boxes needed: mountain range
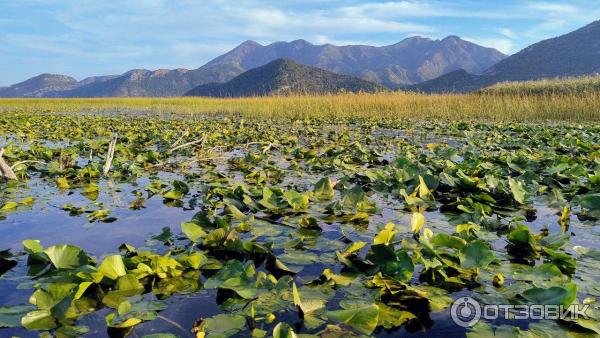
[0,36,504,98]
[185,59,385,97]
[1,20,599,97]
[411,20,600,92]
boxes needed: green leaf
[0,201,18,210]
[117,274,144,292]
[0,304,35,328]
[172,180,190,194]
[203,314,246,337]
[56,177,70,189]
[508,177,529,204]
[98,255,127,280]
[377,303,415,330]
[21,310,56,330]
[522,283,577,307]
[343,241,366,256]
[433,233,466,250]
[82,183,99,193]
[539,233,570,250]
[341,186,365,209]
[162,190,184,200]
[20,196,35,205]
[313,177,335,200]
[410,212,425,235]
[181,222,207,242]
[283,190,309,212]
[272,322,297,338]
[44,245,87,269]
[373,223,396,245]
[512,263,567,282]
[577,194,600,210]
[320,269,357,287]
[459,240,495,269]
[23,239,43,254]
[204,260,257,299]
[292,283,325,315]
[508,224,537,252]
[105,312,142,328]
[383,250,414,282]
[327,304,379,335]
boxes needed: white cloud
[311,35,372,46]
[526,2,579,13]
[336,1,533,20]
[338,1,444,18]
[2,0,600,84]
[500,28,516,39]
[464,37,513,54]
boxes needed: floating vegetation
[0,111,599,337]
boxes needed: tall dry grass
[481,74,600,96]
[1,91,599,121]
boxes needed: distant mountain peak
[238,40,262,48]
[186,58,385,97]
[1,33,508,97]
[204,36,505,88]
[0,73,78,98]
[412,20,600,92]
[289,39,312,46]
[400,36,432,42]
[33,73,77,81]
[442,35,461,41]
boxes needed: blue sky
[1,0,599,86]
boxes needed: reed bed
[1,90,599,121]
[481,74,600,96]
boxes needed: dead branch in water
[103,134,118,176]
[169,128,190,150]
[169,134,207,153]
[11,160,46,169]
[0,148,17,180]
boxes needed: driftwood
[11,160,46,169]
[0,148,17,180]
[169,135,206,153]
[103,134,118,176]
[169,128,190,150]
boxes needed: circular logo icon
[451,296,481,327]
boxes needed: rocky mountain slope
[185,59,386,97]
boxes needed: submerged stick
[103,134,118,176]
[169,134,206,152]
[10,160,46,169]
[0,148,17,180]
[169,128,190,150]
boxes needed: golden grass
[1,91,600,121]
[482,74,600,95]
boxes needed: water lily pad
[44,245,88,269]
[327,304,379,335]
[181,221,207,242]
[459,240,495,269]
[521,283,577,307]
[313,177,335,200]
[98,255,127,280]
[202,313,246,337]
[21,309,56,330]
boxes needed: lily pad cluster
[0,112,599,337]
